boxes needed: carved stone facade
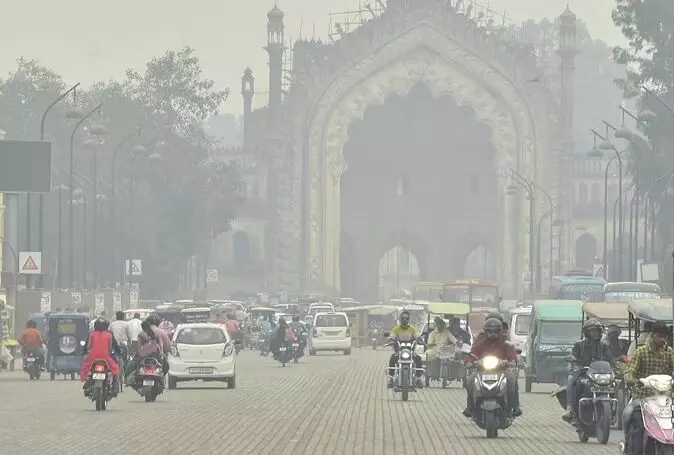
[240,1,574,299]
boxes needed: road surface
[0,348,620,454]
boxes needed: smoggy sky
[2,0,626,114]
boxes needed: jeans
[466,370,519,412]
[566,374,577,409]
[388,354,423,378]
[623,400,641,444]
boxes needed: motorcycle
[553,357,616,444]
[23,350,41,380]
[385,337,425,401]
[258,336,270,357]
[469,355,514,438]
[87,360,115,411]
[625,374,674,455]
[135,358,164,402]
[278,343,293,367]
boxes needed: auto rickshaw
[45,312,89,380]
[367,305,399,348]
[423,302,470,388]
[248,307,276,350]
[524,300,584,392]
[582,301,630,430]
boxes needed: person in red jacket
[463,318,522,418]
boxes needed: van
[507,305,532,358]
[309,311,351,356]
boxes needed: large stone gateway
[242,1,576,300]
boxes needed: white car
[309,312,351,355]
[167,323,236,389]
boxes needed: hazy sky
[3,0,625,114]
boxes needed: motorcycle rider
[426,317,457,362]
[146,314,170,373]
[81,318,120,396]
[109,311,131,363]
[448,317,471,345]
[473,312,508,344]
[561,319,613,422]
[463,318,521,418]
[619,322,673,453]
[271,318,294,359]
[18,320,46,369]
[125,320,166,386]
[289,315,307,353]
[602,324,623,360]
[627,321,652,356]
[387,310,424,389]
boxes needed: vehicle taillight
[223,343,234,357]
[170,343,179,357]
[144,366,155,373]
[94,364,106,372]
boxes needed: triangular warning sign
[130,262,140,274]
[22,256,39,271]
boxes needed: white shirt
[109,320,131,345]
[127,318,143,342]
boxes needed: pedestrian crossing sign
[19,252,42,275]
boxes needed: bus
[442,279,501,312]
[604,282,661,302]
[550,275,605,302]
[412,282,444,303]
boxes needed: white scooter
[625,375,674,454]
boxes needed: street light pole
[598,141,624,280]
[68,103,103,288]
[507,169,536,298]
[37,83,80,289]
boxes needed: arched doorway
[340,82,499,299]
[463,245,495,279]
[575,233,597,271]
[378,245,421,299]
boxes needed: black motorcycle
[278,343,293,367]
[553,357,616,445]
[86,360,115,411]
[384,336,425,402]
[469,355,514,438]
[23,350,42,380]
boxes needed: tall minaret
[241,68,255,148]
[265,4,285,119]
[556,6,578,273]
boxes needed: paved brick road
[0,349,620,454]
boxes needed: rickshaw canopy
[627,299,673,323]
[582,302,629,322]
[427,302,470,316]
[368,305,399,316]
[532,300,584,321]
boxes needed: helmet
[607,324,621,336]
[292,314,300,323]
[483,318,503,332]
[486,312,504,323]
[93,318,108,331]
[583,318,604,340]
[146,314,161,326]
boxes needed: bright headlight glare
[401,351,411,360]
[482,356,499,370]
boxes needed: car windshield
[176,327,226,345]
[514,315,530,335]
[315,314,347,327]
[539,321,581,344]
[561,284,604,302]
[605,291,659,302]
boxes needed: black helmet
[486,312,504,323]
[583,318,604,340]
[483,318,503,332]
[93,318,108,331]
[292,314,300,323]
[146,314,161,326]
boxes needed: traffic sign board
[207,269,219,283]
[125,259,142,276]
[593,264,604,277]
[19,252,42,275]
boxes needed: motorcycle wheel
[595,401,612,445]
[93,387,106,411]
[485,410,498,438]
[401,367,410,402]
[442,377,448,389]
[294,356,298,363]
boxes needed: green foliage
[0,48,243,295]
[612,0,674,96]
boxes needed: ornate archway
[304,24,543,296]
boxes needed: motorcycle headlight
[401,350,411,360]
[481,356,499,370]
[591,373,613,385]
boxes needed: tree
[612,0,674,96]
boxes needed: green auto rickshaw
[525,300,584,392]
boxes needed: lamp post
[72,188,86,288]
[83,126,108,288]
[55,181,68,289]
[596,139,624,280]
[68,103,103,288]
[537,207,555,292]
[36,83,80,289]
[506,171,535,298]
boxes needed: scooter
[625,375,674,454]
[135,358,164,402]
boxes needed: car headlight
[481,355,499,370]
[591,373,613,385]
[401,351,411,360]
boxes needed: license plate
[92,373,106,380]
[189,367,213,374]
[142,379,154,386]
[280,347,287,352]
[292,343,299,348]
[26,357,35,362]
[482,374,499,381]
